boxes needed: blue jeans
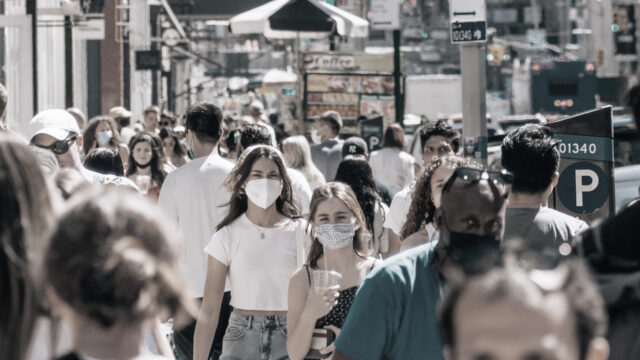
[220,313,289,360]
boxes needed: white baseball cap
[28,109,80,141]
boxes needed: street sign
[451,21,487,43]
[450,0,486,23]
[547,106,615,224]
[370,0,400,30]
[450,0,487,44]
[74,18,105,40]
[360,116,384,152]
[135,50,162,71]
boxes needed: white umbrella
[262,69,298,84]
[229,0,369,39]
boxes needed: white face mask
[310,129,322,144]
[315,223,355,250]
[97,130,113,145]
[245,178,282,209]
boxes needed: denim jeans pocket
[223,325,247,342]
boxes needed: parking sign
[547,106,615,224]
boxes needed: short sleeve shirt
[205,215,307,311]
[384,187,413,236]
[334,242,445,360]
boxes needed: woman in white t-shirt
[368,124,416,195]
[399,155,480,251]
[194,145,306,360]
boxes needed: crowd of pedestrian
[2,79,640,360]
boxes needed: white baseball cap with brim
[28,109,80,141]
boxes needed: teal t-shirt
[333,242,444,360]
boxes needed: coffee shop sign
[304,54,357,71]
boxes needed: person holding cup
[287,182,378,360]
[194,145,307,360]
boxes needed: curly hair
[400,155,480,240]
[334,159,384,245]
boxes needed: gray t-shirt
[503,207,589,247]
[310,139,344,181]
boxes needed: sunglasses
[35,135,77,155]
[442,167,514,194]
[160,121,172,127]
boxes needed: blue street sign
[451,21,487,44]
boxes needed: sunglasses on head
[442,167,514,194]
[35,135,77,155]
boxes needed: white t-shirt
[287,167,312,214]
[158,152,234,298]
[205,215,308,311]
[369,202,390,255]
[369,148,416,195]
[383,186,413,236]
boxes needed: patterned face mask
[315,223,355,250]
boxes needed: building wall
[129,0,152,122]
[101,0,124,114]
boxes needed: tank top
[304,260,377,329]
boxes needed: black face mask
[133,159,151,169]
[445,231,502,275]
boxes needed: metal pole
[393,29,403,126]
[26,0,37,113]
[460,43,487,165]
[64,16,73,108]
[531,0,539,30]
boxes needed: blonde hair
[282,136,325,185]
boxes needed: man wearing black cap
[341,136,392,205]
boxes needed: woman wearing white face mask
[287,182,378,360]
[194,145,307,360]
[82,116,129,167]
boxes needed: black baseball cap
[342,137,368,157]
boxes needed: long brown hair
[0,134,55,360]
[217,145,301,230]
[82,115,125,155]
[126,132,166,186]
[400,155,480,239]
[307,182,370,269]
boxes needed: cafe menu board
[360,95,395,126]
[305,74,396,124]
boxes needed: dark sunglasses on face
[160,121,171,127]
[35,135,77,155]
[442,167,514,195]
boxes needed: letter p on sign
[575,169,599,207]
[557,162,609,214]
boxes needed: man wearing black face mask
[332,168,510,360]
